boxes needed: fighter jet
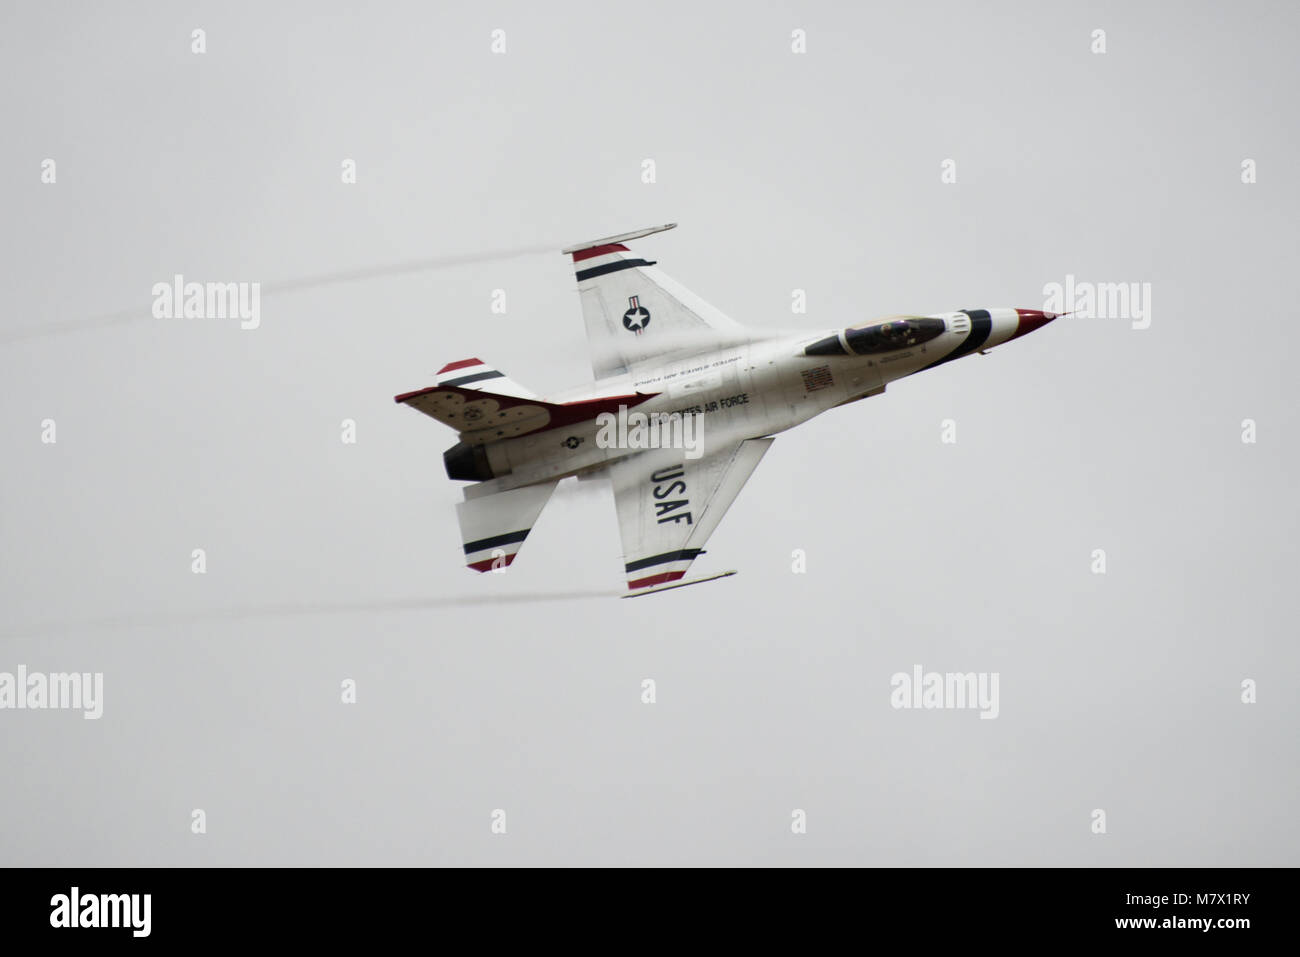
[395,224,1059,596]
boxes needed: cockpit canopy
[804,317,947,357]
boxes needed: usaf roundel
[622,295,651,335]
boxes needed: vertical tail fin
[436,358,535,399]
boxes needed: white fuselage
[465,308,1026,498]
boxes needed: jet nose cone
[1011,308,1060,340]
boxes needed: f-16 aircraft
[395,224,1059,596]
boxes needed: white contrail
[1,589,612,638]
[0,243,554,344]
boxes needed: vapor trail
[0,243,554,344]
[1,589,612,639]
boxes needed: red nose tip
[1012,309,1060,340]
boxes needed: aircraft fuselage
[460,307,1055,498]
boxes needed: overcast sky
[1,0,1296,865]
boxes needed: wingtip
[560,223,679,255]
[621,569,737,598]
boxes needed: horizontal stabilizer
[395,384,656,443]
[456,480,559,572]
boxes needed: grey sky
[1,1,1296,865]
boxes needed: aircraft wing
[609,437,773,593]
[562,224,744,379]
